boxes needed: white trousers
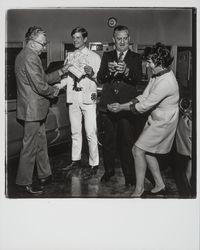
[68,94,99,166]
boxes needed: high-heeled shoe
[150,188,166,195]
[130,188,145,198]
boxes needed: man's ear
[84,37,87,43]
[112,37,115,43]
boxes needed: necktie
[118,52,124,62]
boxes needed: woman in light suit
[108,43,179,197]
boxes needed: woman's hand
[107,103,121,113]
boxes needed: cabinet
[176,47,192,95]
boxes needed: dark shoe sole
[17,185,43,195]
[100,173,115,182]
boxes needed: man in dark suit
[15,26,68,194]
[97,25,142,187]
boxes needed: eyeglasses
[31,39,48,47]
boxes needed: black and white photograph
[5,7,196,199]
[0,2,199,250]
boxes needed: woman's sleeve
[135,79,153,102]
[135,79,172,113]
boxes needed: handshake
[54,62,73,90]
[108,61,129,76]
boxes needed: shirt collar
[116,50,128,59]
[78,46,88,55]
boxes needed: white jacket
[64,47,101,104]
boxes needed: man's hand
[84,65,94,77]
[54,84,63,90]
[107,103,121,113]
[54,78,68,90]
[59,63,73,76]
[62,63,73,74]
[108,61,118,73]
[115,61,127,74]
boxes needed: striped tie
[118,52,124,62]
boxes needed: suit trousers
[101,111,136,184]
[69,96,99,166]
[16,121,52,185]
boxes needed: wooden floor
[6,143,187,199]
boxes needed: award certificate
[67,51,89,79]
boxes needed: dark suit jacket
[97,49,142,111]
[15,47,60,121]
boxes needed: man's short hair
[25,26,46,43]
[113,25,129,36]
[71,27,88,39]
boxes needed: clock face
[107,17,117,27]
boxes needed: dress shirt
[116,50,128,61]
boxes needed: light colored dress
[176,114,192,157]
[135,70,179,154]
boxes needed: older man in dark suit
[97,25,142,187]
[15,26,68,194]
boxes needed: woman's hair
[71,27,88,38]
[143,43,174,68]
[25,26,45,43]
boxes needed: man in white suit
[62,27,101,177]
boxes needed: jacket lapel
[123,49,131,63]
[111,50,118,62]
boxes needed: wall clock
[107,17,117,28]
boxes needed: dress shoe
[100,172,115,182]
[82,165,99,179]
[40,175,52,188]
[62,161,80,171]
[17,184,43,195]
[90,165,98,175]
